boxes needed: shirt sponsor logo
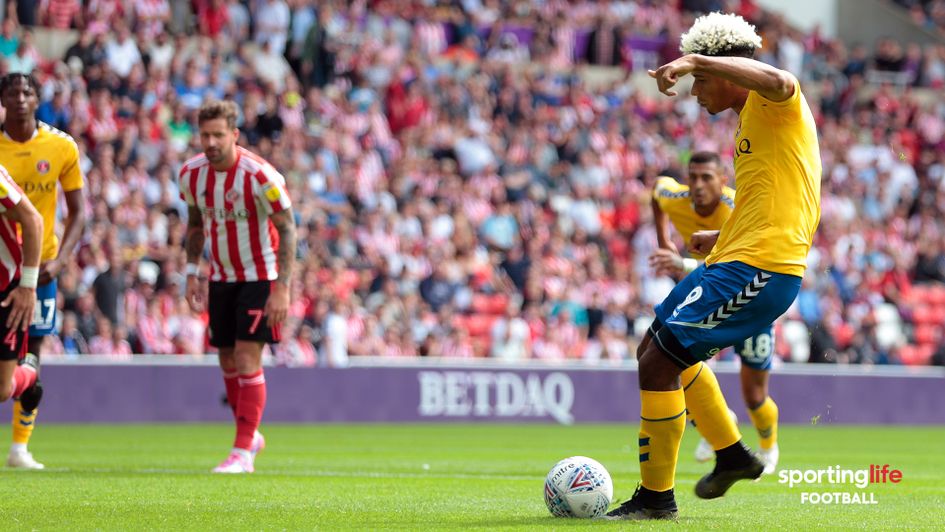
[202,207,250,220]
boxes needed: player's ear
[232,127,240,143]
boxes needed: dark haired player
[181,100,297,473]
[0,73,86,469]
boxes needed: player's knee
[217,348,237,371]
[232,342,263,374]
[638,345,682,390]
[743,386,767,409]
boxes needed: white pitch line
[29,466,544,481]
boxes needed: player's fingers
[268,309,282,328]
[647,69,657,78]
[9,304,22,331]
[0,293,10,308]
[19,307,31,331]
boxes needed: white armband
[185,263,199,277]
[20,266,39,289]
[682,258,699,273]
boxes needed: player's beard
[206,147,228,165]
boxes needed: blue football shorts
[651,261,800,369]
[29,279,58,337]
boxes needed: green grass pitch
[1,423,943,530]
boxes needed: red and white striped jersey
[0,165,25,291]
[179,147,292,283]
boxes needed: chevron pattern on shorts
[700,271,772,328]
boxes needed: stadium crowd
[1,0,944,366]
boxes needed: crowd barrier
[31,357,945,425]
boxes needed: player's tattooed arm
[271,207,297,286]
[184,204,205,264]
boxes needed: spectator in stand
[254,0,290,56]
[5,0,940,367]
[40,0,83,30]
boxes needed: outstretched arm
[691,56,795,102]
[648,55,795,102]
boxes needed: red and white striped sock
[234,370,266,451]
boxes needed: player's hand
[2,286,36,331]
[649,249,685,276]
[689,230,721,256]
[39,259,63,286]
[265,282,290,328]
[648,56,697,97]
[185,275,205,313]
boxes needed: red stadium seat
[471,294,491,314]
[931,306,945,326]
[464,314,498,337]
[898,345,917,365]
[930,285,945,306]
[902,344,936,366]
[912,305,934,326]
[486,294,510,315]
[914,325,938,346]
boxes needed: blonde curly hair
[680,12,762,57]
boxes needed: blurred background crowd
[3,0,945,367]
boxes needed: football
[543,456,614,518]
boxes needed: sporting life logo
[778,465,902,504]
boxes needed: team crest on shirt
[225,188,241,204]
[262,183,281,202]
[36,160,51,174]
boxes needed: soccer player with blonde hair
[608,12,820,520]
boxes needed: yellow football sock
[639,389,686,492]
[748,397,779,450]
[681,363,741,450]
[12,400,36,446]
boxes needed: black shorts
[208,281,282,348]
[0,280,29,362]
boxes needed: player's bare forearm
[271,208,297,287]
[184,205,205,265]
[56,188,86,261]
[651,197,673,250]
[691,55,795,102]
[7,201,43,267]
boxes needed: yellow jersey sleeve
[705,79,822,277]
[59,138,83,192]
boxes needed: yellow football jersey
[705,80,822,277]
[653,176,736,260]
[0,122,84,261]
